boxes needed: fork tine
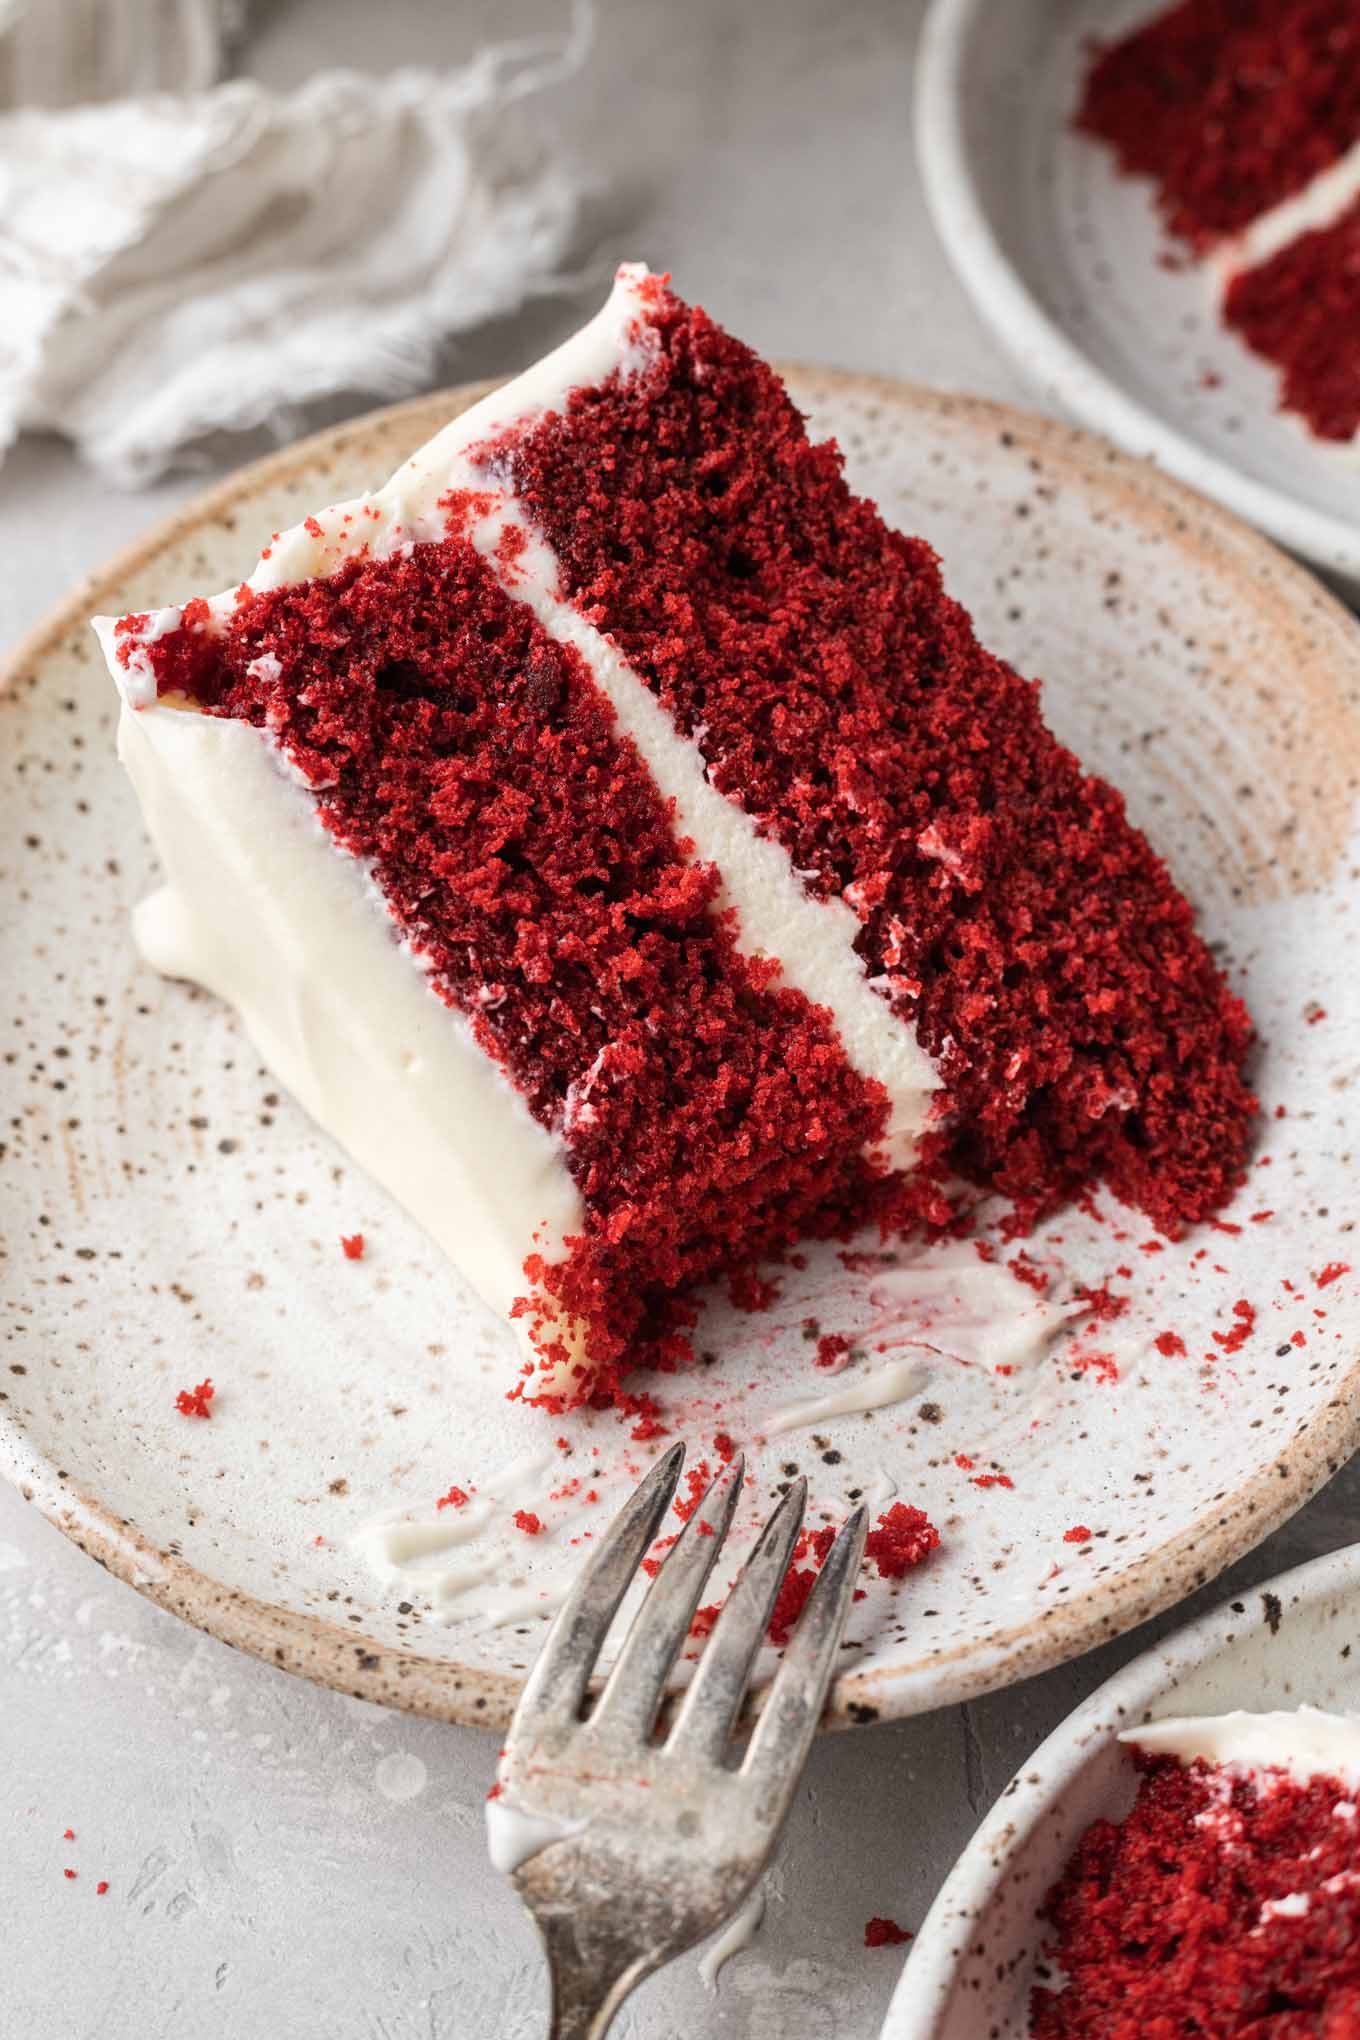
[590,1454,746,1738]
[741,1506,868,1819]
[667,1475,808,1764]
[509,1440,686,1733]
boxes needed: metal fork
[490,1440,868,2039]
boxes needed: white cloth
[0,20,587,482]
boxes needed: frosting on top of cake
[1123,1707,1360,1791]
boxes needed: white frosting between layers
[94,262,942,1366]
[1123,1708,1360,1791]
[1217,139,1360,279]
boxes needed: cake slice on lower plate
[95,264,1255,1410]
[1036,1709,1360,2034]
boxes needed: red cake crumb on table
[1063,1525,1092,1544]
[340,1232,365,1260]
[864,1917,912,1948]
[435,1485,470,1511]
[512,1510,543,1536]
[1317,1262,1352,1289]
[96,1881,109,1896]
[1154,1329,1186,1356]
[1034,1751,1360,2037]
[174,1378,214,1419]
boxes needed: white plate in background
[885,1540,1360,2037]
[916,0,1360,588]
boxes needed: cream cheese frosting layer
[99,263,941,1177]
[111,694,584,1333]
[1123,1707,1360,1791]
[1217,138,1360,279]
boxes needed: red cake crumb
[96,1881,109,1896]
[865,1503,940,1578]
[1063,1524,1092,1544]
[672,1461,713,1523]
[1076,0,1360,249]
[816,1332,851,1370]
[512,1510,543,1536]
[174,1378,214,1419]
[340,1232,365,1260]
[1074,1283,1129,1325]
[62,1828,75,1841]
[767,1524,837,1646]
[64,1869,76,1881]
[435,1485,470,1511]
[1211,1298,1256,1355]
[690,1603,721,1640]
[1034,1750,1360,2036]
[1154,1329,1187,1357]
[864,1917,912,1948]
[505,284,1256,1243]
[712,1430,737,1465]
[1317,1262,1351,1289]
[1224,197,1360,440]
[1009,1253,1051,1295]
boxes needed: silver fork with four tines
[491,1440,868,2039]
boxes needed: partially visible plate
[886,1539,1360,2038]
[1,370,1358,1729]
[916,0,1360,589]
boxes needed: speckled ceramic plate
[916,0,1360,589]
[886,1538,1360,2037]
[2,371,1358,1730]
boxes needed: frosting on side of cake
[1123,1707,1360,1791]
[113,693,584,1361]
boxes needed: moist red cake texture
[1034,1752,1360,2037]
[501,285,1255,1237]
[116,275,1256,1406]
[1075,0,1360,250]
[1225,195,1360,442]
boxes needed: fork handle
[543,1918,649,2039]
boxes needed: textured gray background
[2,2,1357,2035]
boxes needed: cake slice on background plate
[1035,1709,1360,2034]
[1076,0,1360,441]
[95,264,1255,1411]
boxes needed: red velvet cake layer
[121,539,895,1405]
[1034,1753,1360,2036]
[1225,195,1360,442]
[1075,0,1360,249]
[502,288,1256,1237]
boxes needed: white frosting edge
[1122,1707,1360,1790]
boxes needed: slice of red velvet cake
[1034,1710,1360,2036]
[1077,0,1360,441]
[95,265,1255,1409]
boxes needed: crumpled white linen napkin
[0,21,587,482]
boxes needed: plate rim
[3,369,1359,1732]
[882,1536,1360,2038]
[914,0,1360,581]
